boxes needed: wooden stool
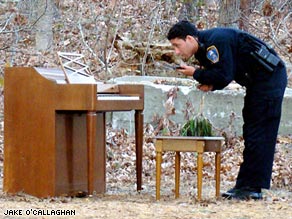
[155,136,224,201]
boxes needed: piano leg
[135,110,144,191]
[95,112,106,193]
[87,111,97,195]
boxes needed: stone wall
[109,76,292,136]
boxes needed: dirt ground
[0,176,291,219]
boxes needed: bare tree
[178,0,200,23]
[35,0,54,51]
[218,0,240,28]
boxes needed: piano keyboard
[97,94,140,101]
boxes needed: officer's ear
[185,35,195,42]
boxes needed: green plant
[181,94,213,137]
[181,113,213,137]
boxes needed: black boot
[222,187,263,200]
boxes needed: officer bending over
[167,20,287,200]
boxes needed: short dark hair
[167,20,199,40]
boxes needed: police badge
[206,45,219,63]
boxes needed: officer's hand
[176,65,195,77]
[197,84,213,92]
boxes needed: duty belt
[245,34,281,73]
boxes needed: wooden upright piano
[4,67,144,198]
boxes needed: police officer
[167,20,287,200]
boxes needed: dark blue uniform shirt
[193,28,285,92]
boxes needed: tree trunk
[218,0,240,28]
[178,0,199,23]
[35,0,54,51]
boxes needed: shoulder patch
[206,45,219,63]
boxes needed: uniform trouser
[235,66,287,189]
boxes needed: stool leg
[175,152,180,198]
[197,152,203,201]
[215,152,221,198]
[156,151,162,200]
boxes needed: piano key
[97,95,140,101]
